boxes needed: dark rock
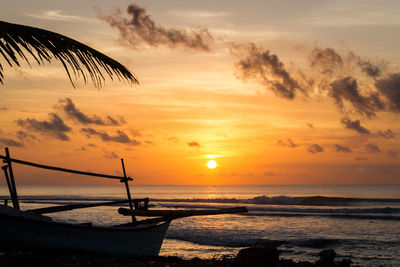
[316,249,336,265]
[336,259,352,267]
[234,245,279,267]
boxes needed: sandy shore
[0,246,352,267]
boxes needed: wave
[244,212,400,220]
[156,203,400,214]
[2,194,399,206]
[165,233,393,249]
[152,195,400,206]
[2,194,399,220]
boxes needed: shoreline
[0,246,352,267]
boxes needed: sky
[0,0,399,185]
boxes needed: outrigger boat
[0,147,247,256]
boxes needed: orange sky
[0,1,399,185]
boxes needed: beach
[0,185,399,266]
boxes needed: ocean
[1,185,399,266]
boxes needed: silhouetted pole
[121,158,136,224]
[1,165,13,205]
[3,148,19,210]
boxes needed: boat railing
[0,147,141,223]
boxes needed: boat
[0,147,247,256]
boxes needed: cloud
[144,140,154,145]
[167,136,179,143]
[334,144,352,153]
[306,123,314,129]
[309,47,343,75]
[97,4,214,51]
[357,59,385,79]
[130,129,142,137]
[263,171,276,176]
[355,156,368,161]
[329,77,385,118]
[230,42,303,100]
[105,151,119,159]
[365,144,381,153]
[0,107,9,111]
[308,46,394,117]
[229,43,391,116]
[17,113,71,141]
[377,129,395,139]
[307,144,324,154]
[25,10,97,22]
[78,143,97,151]
[16,130,37,141]
[387,150,398,158]
[171,10,229,18]
[375,73,400,112]
[0,137,24,147]
[277,138,297,148]
[188,141,200,147]
[341,117,370,135]
[57,98,121,126]
[80,128,140,145]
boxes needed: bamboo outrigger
[0,147,247,256]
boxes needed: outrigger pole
[121,159,136,224]
[0,148,143,222]
[2,148,20,210]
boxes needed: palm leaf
[0,20,138,88]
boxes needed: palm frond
[0,20,138,88]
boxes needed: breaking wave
[2,194,399,220]
[151,195,400,206]
[2,194,399,206]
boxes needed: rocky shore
[0,245,352,267]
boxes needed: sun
[207,160,218,169]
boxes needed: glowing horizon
[0,1,399,185]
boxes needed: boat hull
[0,213,170,256]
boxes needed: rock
[316,249,336,265]
[336,259,352,267]
[234,245,279,267]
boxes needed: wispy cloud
[16,131,37,142]
[97,3,214,51]
[365,144,381,153]
[57,98,122,126]
[188,141,200,147]
[0,137,24,147]
[17,113,71,141]
[341,117,370,135]
[334,144,352,153]
[81,128,140,145]
[307,144,324,154]
[105,151,119,159]
[24,10,97,22]
[264,171,276,176]
[377,129,395,139]
[170,10,230,18]
[277,138,297,148]
[229,42,303,100]
[375,73,400,112]
[387,150,398,158]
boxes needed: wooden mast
[2,147,20,210]
[121,158,136,224]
